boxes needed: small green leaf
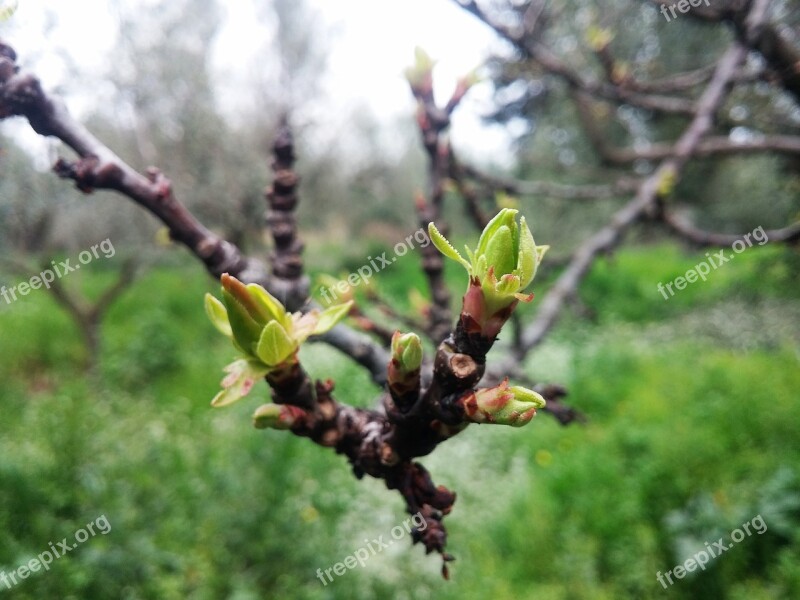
[484,224,515,277]
[535,245,550,275]
[204,293,232,337]
[247,283,292,329]
[495,274,521,296]
[428,222,470,270]
[509,385,547,408]
[516,216,537,288]
[313,300,353,335]
[476,208,517,258]
[211,359,269,407]
[255,321,297,367]
[222,290,263,355]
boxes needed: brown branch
[660,210,800,247]
[408,70,461,342]
[461,162,642,200]
[0,46,269,291]
[0,40,393,387]
[348,309,396,347]
[649,0,800,104]
[520,41,750,354]
[572,87,800,164]
[92,258,139,317]
[265,117,306,291]
[446,145,491,229]
[454,0,697,116]
[623,63,764,93]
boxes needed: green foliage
[1,240,798,598]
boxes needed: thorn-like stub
[449,353,478,380]
[434,342,485,393]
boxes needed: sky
[0,0,514,167]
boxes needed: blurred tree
[471,0,800,250]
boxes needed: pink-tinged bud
[205,275,352,412]
[253,403,308,430]
[460,379,545,427]
[205,274,352,393]
[387,331,423,415]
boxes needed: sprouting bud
[205,274,352,406]
[253,403,307,430]
[461,379,546,427]
[391,332,423,375]
[387,331,423,415]
[404,46,436,93]
[428,209,548,338]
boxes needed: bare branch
[648,0,800,104]
[660,210,800,247]
[461,162,642,200]
[407,69,459,342]
[265,117,307,290]
[454,0,697,116]
[0,39,392,386]
[520,42,750,354]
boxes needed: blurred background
[1,0,799,598]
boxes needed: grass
[0,240,798,599]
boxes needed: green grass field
[1,241,798,599]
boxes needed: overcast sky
[1,0,513,166]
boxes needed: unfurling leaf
[211,359,269,407]
[204,293,232,338]
[313,300,353,335]
[256,321,297,367]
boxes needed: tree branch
[659,209,800,247]
[520,41,750,354]
[461,162,642,200]
[454,0,697,116]
[0,39,394,386]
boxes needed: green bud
[207,273,351,370]
[206,274,352,407]
[462,379,546,427]
[253,403,307,430]
[391,332,423,374]
[221,289,263,356]
[429,210,549,336]
[404,46,436,90]
[430,209,548,306]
